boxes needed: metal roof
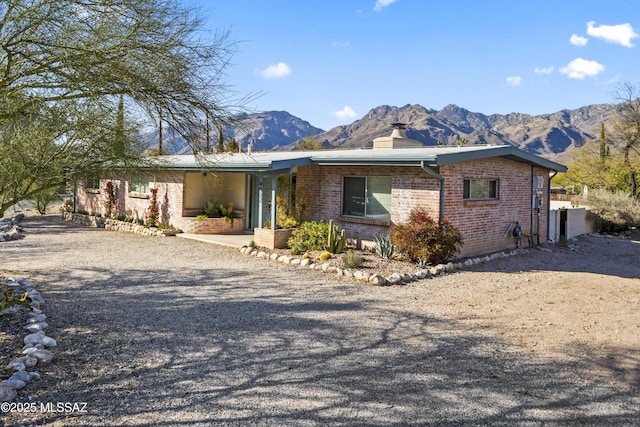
[145,145,567,173]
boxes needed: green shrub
[287,220,329,253]
[59,198,73,213]
[391,208,463,264]
[372,235,395,259]
[1,287,31,318]
[203,195,221,218]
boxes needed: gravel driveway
[1,215,638,426]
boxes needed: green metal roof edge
[130,145,566,173]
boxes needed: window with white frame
[130,173,150,194]
[342,176,391,220]
[463,179,499,200]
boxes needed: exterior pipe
[547,171,557,243]
[421,161,445,222]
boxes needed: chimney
[372,122,423,149]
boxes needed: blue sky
[197,0,640,130]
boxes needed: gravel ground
[0,214,639,426]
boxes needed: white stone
[0,383,17,402]
[24,323,45,333]
[42,336,57,348]
[28,313,47,323]
[3,378,26,390]
[10,371,32,383]
[387,273,403,284]
[28,349,54,363]
[369,274,386,286]
[414,270,428,279]
[257,251,267,258]
[22,357,38,368]
[6,362,26,372]
[290,258,301,266]
[300,258,311,267]
[277,255,290,263]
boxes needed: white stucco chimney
[372,122,423,149]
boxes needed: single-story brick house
[75,125,566,257]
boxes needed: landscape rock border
[0,214,25,242]
[61,212,178,237]
[0,277,55,403]
[239,245,532,286]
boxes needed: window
[130,173,150,194]
[85,177,101,190]
[463,179,498,200]
[342,176,391,220]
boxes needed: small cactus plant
[326,219,346,254]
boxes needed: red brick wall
[296,165,441,248]
[440,158,549,256]
[296,159,550,257]
[76,171,185,226]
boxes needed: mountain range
[155,103,617,157]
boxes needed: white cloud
[586,21,638,47]
[374,0,397,12]
[332,105,358,121]
[506,76,522,86]
[257,62,292,79]
[332,41,351,47]
[534,66,554,75]
[570,34,589,46]
[559,58,605,79]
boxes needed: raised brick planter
[253,227,294,250]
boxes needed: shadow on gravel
[464,233,640,280]
[11,266,639,426]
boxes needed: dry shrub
[585,190,640,231]
[391,208,463,264]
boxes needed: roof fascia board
[434,146,567,172]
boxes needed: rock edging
[0,214,25,242]
[61,212,178,237]
[0,277,55,403]
[239,246,530,286]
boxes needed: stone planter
[253,227,294,250]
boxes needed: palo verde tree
[611,82,640,199]
[0,0,243,215]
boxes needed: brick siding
[296,159,550,257]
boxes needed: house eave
[124,145,566,174]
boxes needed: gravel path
[1,215,638,426]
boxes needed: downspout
[547,172,557,243]
[530,166,534,245]
[421,161,444,221]
[270,175,278,230]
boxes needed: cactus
[326,219,346,254]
